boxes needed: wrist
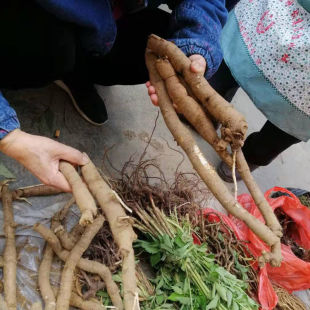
[0,129,24,156]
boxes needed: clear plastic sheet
[0,194,80,310]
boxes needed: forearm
[168,0,227,79]
[0,93,20,140]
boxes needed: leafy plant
[135,213,259,310]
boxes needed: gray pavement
[1,82,309,203]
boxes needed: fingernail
[82,152,90,164]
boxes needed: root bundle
[146,35,282,266]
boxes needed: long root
[145,50,282,267]
[12,185,62,200]
[2,185,17,310]
[81,159,138,310]
[56,216,104,310]
[38,245,56,310]
[33,223,123,310]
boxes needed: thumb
[57,144,89,166]
[189,55,206,74]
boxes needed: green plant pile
[134,207,258,310]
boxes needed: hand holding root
[145,50,282,267]
[147,34,248,149]
[59,161,97,226]
[146,54,206,106]
[0,129,89,192]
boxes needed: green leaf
[168,293,191,305]
[171,285,183,295]
[150,252,161,266]
[227,290,233,307]
[155,294,165,305]
[232,301,239,310]
[137,239,159,254]
[215,283,227,301]
[96,290,108,298]
[206,295,219,309]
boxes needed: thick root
[146,51,282,267]
[236,150,282,236]
[56,216,104,310]
[2,185,17,310]
[155,57,232,166]
[30,302,43,310]
[12,185,62,200]
[155,57,282,238]
[33,224,123,310]
[147,34,248,149]
[70,292,106,310]
[0,294,9,310]
[59,162,97,226]
[38,245,56,310]
[81,159,138,310]
[0,256,4,267]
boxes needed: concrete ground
[0,82,309,308]
[1,83,309,197]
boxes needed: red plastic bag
[232,187,310,308]
[196,208,278,310]
[198,187,310,310]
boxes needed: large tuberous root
[147,34,248,149]
[59,162,97,226]
[56,215,105,310]
[154,54,282,238]
[81,159,139,310]
[145,50,282,267]
[38,244,56,310]
[33,223,123,310]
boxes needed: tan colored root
[236,150,282,237]
[12,185,62,200]
[53,287,106,310]
[58,197,75,221]
[81,160,138,310]
[0,256,4,267]
[59,161,97,226]
[70,292,106,310]
[146,51,282,267]
[155,57,232,166]
[147,34,248,149]
[33,224,123,310]
[38,245,56,310]
[2,185,17,310]
[0,294,9,310]
[30,302,43,310]
[57,216,104,310]
[273,285,307,310]
[51,198,84,251]
[155,57,282,237]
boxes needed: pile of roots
[0,158,139,310]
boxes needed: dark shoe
[55,79,108,126]
[217,160,259,183]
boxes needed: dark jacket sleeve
[0,93,20,139]
[167,0,228,79]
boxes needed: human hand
[146,54,206,106]
[0,129,89,192]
